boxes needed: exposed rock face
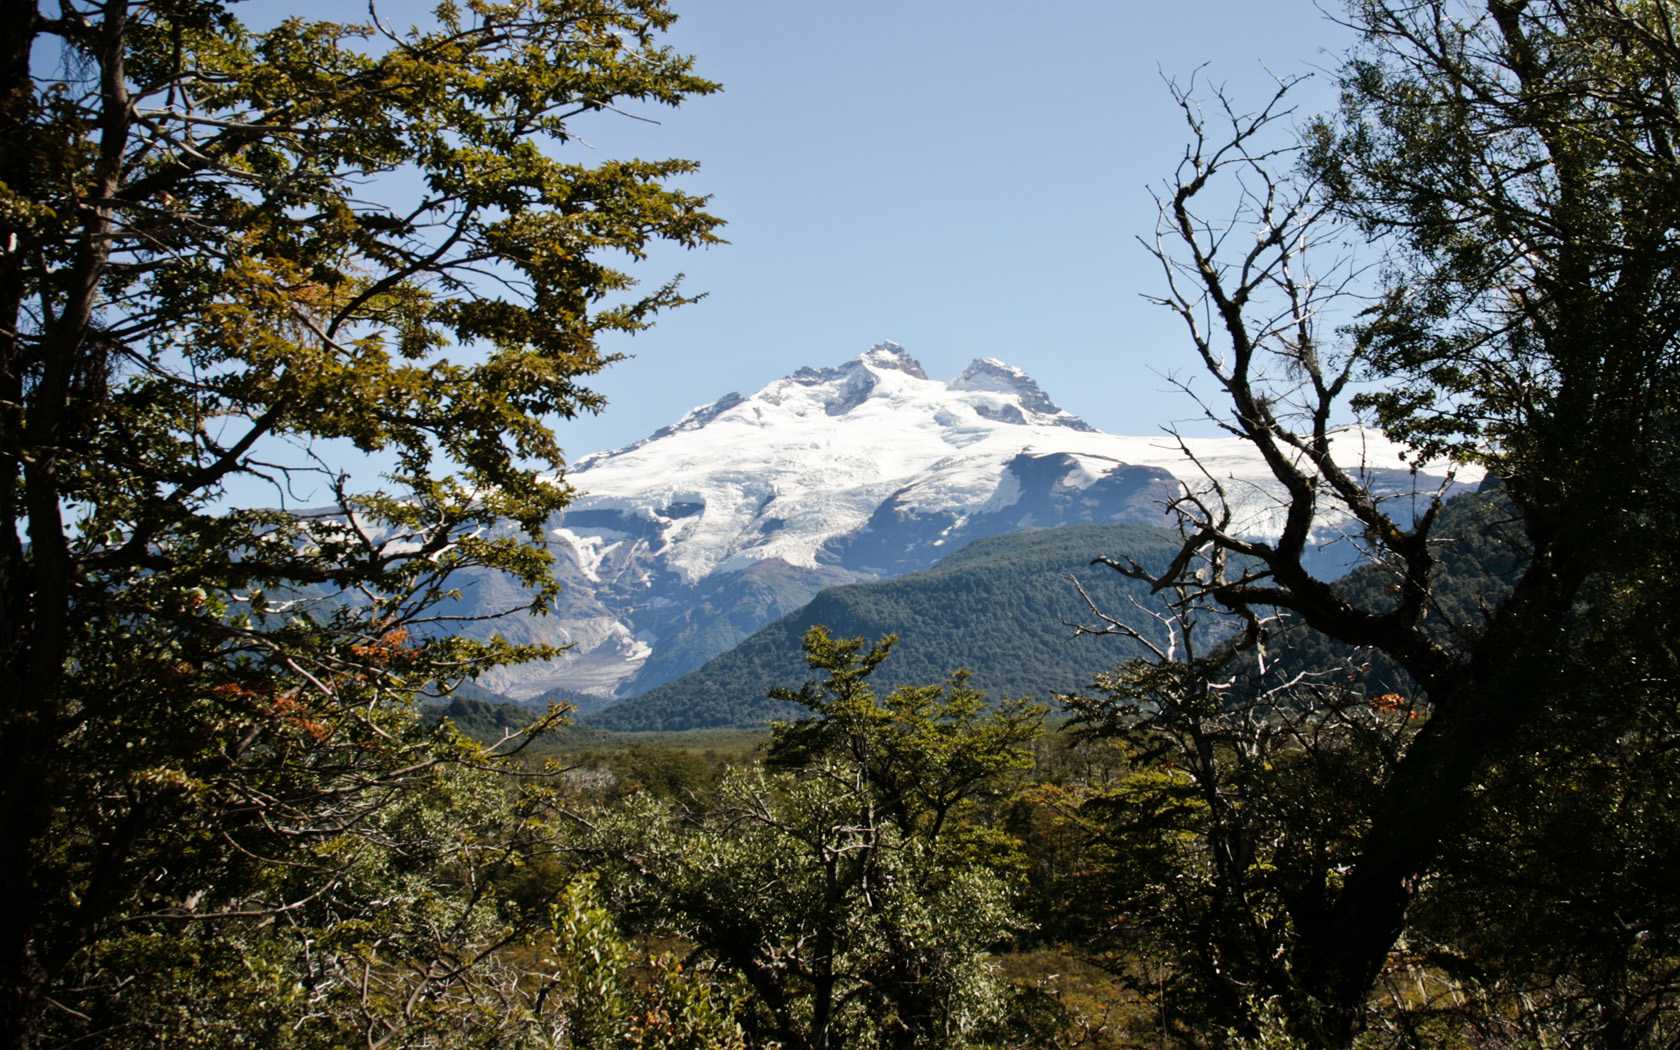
[950,357,1099,431]
[826,452,1183,577]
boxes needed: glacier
[457,341,1477,704]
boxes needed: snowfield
[466,342,1478,702]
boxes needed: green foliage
[1314,1,1680,504]
[547,876,752,1049]
[569,627,1048,1050]
[572,740,748,802]
[1107,0,1680,1043]
[43,754,749,1049]
[1397,534,1680,1047]
[592,523,1185,732]
[1056,491,1680,1048]
[430,693,607,751]
[0,0,720,1044]
[1060,610,1420,1045]
[766,626,1045,846]
[583,773,1022,1050]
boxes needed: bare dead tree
[1077,43,1656,1041]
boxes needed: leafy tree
[542,876,753,1050]
[1400,541,1680,1048]
[1081,0,1680,1043]
[0,0,720,1044]
[47,754,748,1050]
[765,627,1046,846]
[567,628,1045,1050]
[1063,591,1422,1046]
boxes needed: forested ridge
[586,524,1186,732]
[4,0,1678,1047]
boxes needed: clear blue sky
[241,0,1363,470]
[553,0,1361,459]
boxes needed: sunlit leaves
[1,1,720,1044]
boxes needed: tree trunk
[1296,546,1589,1045]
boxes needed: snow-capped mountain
[464,342,1475,704]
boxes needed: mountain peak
[951,356,1098,432]
[857,340,929,379]
[478,339,1479,703]
[774,341,935,417]
[784,340,929,390]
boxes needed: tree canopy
[569,628,1045,1050]
[1075,0,1680,1044]
[0,0,720,1044]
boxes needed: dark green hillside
[426,695,606,750]
[588,524,1185,732]
[525,682,616,714]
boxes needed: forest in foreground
[413,487,1679,1049]
[5,0,1678,1046]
